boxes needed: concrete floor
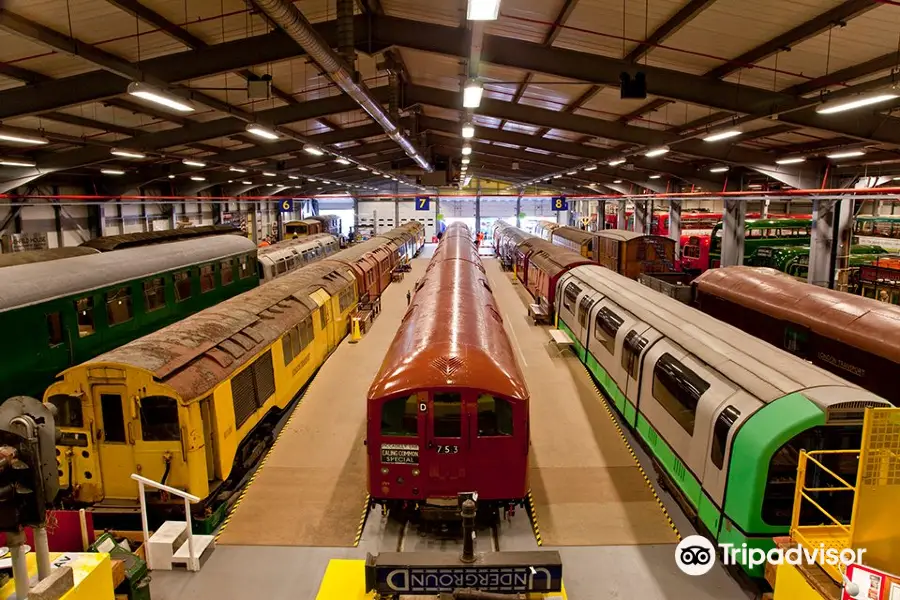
[150,248,755,600]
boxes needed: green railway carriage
[747,244,888,278]
[553,265,890,577]
[0,235,258,399]
[709,218,811,268]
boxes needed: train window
[319,306,330,329]
[381,395,418,437]
[199,265,215,293]
[710,406,740,469]
[143,278,166,312]
[476,395,513,437]
[299,316,314,350]
[106,287,133,326]
[621,330,648,380]
[75,297,95,337]
[221,260,234,286]
[594,307,624,355]
[46,312,63,346]
[291,326,300,356]
[276,259,287,275]
[783,325,809,356]
[47,394,83,428]
[238,255,253,279]
[339,286,354,312]
[578,296,595,328]
[100,394,126,443]
[652,353,709,435]
[433,393,462,438]
[563,283,581,312]
[139,396,181,442]
[282,334,294,366]
[174,271,192,302]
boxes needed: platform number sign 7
[551,196,568,211]
[415,196,431,211]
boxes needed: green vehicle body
[709,218,811,268]
[747,244,888,278]
[0,238,259,399]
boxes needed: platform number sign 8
[551,196,568,211]
[415,196,431,211]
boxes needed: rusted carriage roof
[529,244,592,277]
[368,226,528,403]
[0,246,99,268]
[80,225,238,251]
[257,233,335,259]
[552,227,596,246]
[694,266,900,365]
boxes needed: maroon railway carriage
[367,223,530,512]
[525,244,592,314]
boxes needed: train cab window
[652,353,710,435]
[100,394,126,443]
[621,330,648,380]
[139,396,181,442]
[200,265,215,293]
[433,393,462,438]
[106,287,133,326]
[46,312,63,346]
[578,296,595,328]
[221,260,234,286]
[47,394,83,428]
[143,278,166,312]
[563,283,581,312]
[276,259,287,275]
[238,255,253,279]
[710,406,740,469]
[476,395,513,437]
[339,286,354,312]
[381,395,418,437]
[174,271,192,302]
[75,297,95,337]
[594,307,624,355]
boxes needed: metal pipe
[34,526,51,581]
[251,0,433,171]
[460,498,477,563]
[8,531,29,599]
[336,0,356,68]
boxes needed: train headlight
[381,467,389,475]
[412,469,420,477]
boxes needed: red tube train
[366,222,530,515]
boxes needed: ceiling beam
[624,0,718,63]
[618,98,671,124]
[785,50,900,97]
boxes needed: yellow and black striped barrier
[353,494,370,547]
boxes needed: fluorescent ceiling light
[613,179,623,183]
[190,176,205,181]
[127,82,194,113]
[111,149,145,159]
[703,129,742,142]
[467,0,501,20]
[168,174,175,179]
[462,145,472,156]
[608,159,626,166]
[649,174,662,179]
[462,123,475,138]
[644,147,669,157]
[266,183,274,187]
[827,150,866,159]
[229,166,247,173]
[463,81,483,108]
[357,166,368,171]
[288,175,299,180]
[303,144,324,156]
[245,124,279,140]
[0,131,49,145]
[893,177,900,181]
[462,157,470,165]
[241,180,253,185]
[583,165,597,171]
[101,169,125,175]
[335,158,351,165]
[553,174,562,179]
[709,166,729,173]
[182,159,206,167]
[383,174,390,178]
[566,171,577,175]
[308,177,317,182]
[0,159,36,167]
[263,171,277,177]
[776,157,806,165]
[816,93,898,114]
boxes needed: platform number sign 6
[280,198,294,212]
[415,196,431,211]
[551,196,568,212]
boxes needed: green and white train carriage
[553,265,890,577]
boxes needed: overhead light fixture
[645,147,670,157]
[111,149,145,159]
[0,158,36,167]
[127,81,194,113]
[816,92,899,114]
[190,176,205,181]
[613,179,623,183]
[101,169,125,175]
[462,145,472,155]
[228,180,233,183]
[463,80,483,108]
[168,174,175,179]
[357,166,368,171]
[383,174,391,178]
[287,175,299,180]
[263,171,277,177]
[335,158,351,165]
[649,174,662,179]
[709,166,729,173]
[245,124,279,140]
[462,123,475,138]
[308,177,317,182]
[467,0,501,20]
[827,150,866,159]
[583,165,597,171]
[608,159,626,166]
[266,183,274,187]
[0,131,49,145]
[776,157,806,165]
[566,171,577,175]
[182,159,206,167]
[229,166,247,173]
[303,144,324,156]
[553,174,562,179]
[462,157,470,165]
[241,180,253,185]
[703,129,742,142]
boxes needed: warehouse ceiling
[2,0,900,197]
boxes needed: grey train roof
[0,235,257,313]
[0,246,99,268]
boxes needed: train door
[309,289,336,353]
[424,392,467,498]
[92,384,136,498]
[134,395,188,489]
[468,394,522,500]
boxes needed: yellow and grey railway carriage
[44,260,359,526]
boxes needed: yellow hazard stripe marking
[353,494,371,547]
[527,490,542,546]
